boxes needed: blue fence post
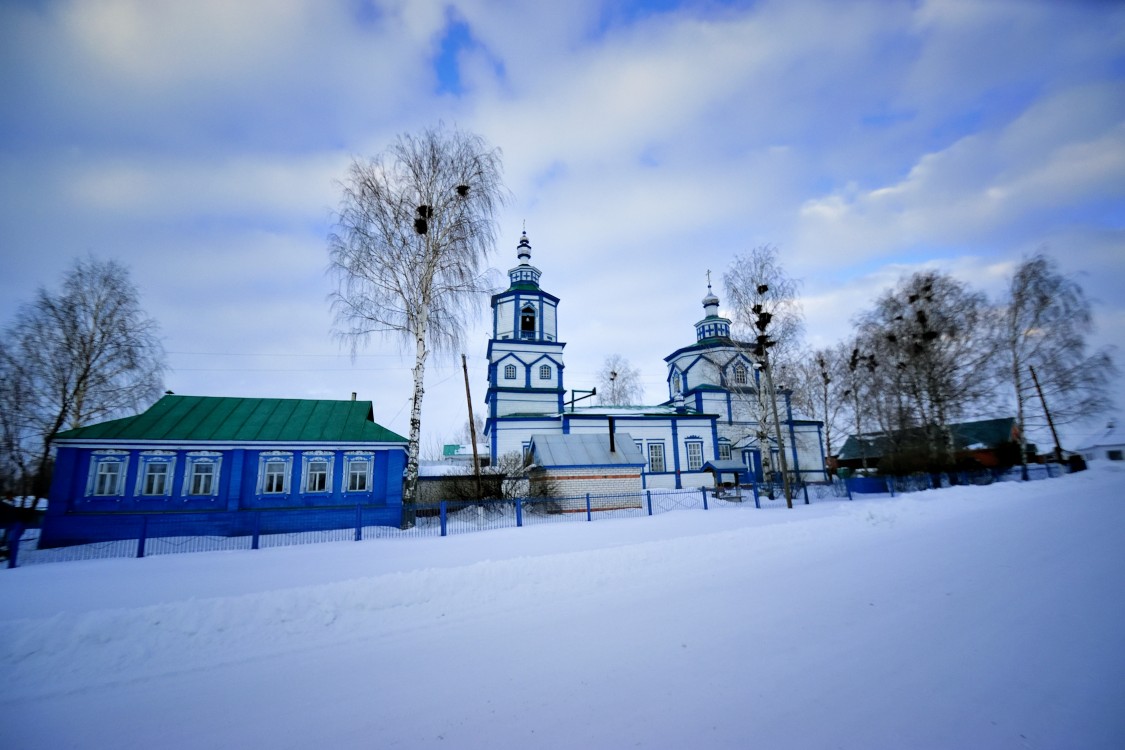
[752,483,760,509]
[440,501,447,537]
[354,504,362,542]
[646,490,653,516]
[6,523,24,568]
[251,512,261,550]
[886,478,895,497]
[702,488,708,510]
[516,498,523,527]
[802,482,810,505]
[585,493,592,522]
[136,515,148,558]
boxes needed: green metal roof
[54,395,407,444]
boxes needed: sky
[3,464,1124,747]
[1,0,1123,452]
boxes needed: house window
[733,365,747,385]
[190,463,215,495]
[141,462,170,496]
[346,458,370,492]
[88,451,129,497]
[648,443,665,473]
[96,462,123,495]
[183,453,221,496]
[718,441,732,461]
[673,373,682,393]
[138,452,176,496]
[185,453,222,496]
[260,453,292,494]
[539,364,551,380]
[1109,449,1124,461]
[303,453,333,494]
[687,441,704,471]
[504,364,517,380]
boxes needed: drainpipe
[608,416,616,453]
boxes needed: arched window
[539,364,551,380]
[734,364,747,385]
[504,364,517,380]
[520,305,536,338]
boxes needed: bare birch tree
[0,256,166,500]
[855,270,998,472]
[1001,253,1117,469]
[327,125,506,507]
[786,346,848,468]
[596,354,643,406]
[723,245,804,504]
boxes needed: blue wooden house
[42,395,408,546]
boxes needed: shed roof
[54,395,407,444]
[529,432,645,468]
[702,459,751,474]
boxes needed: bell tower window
[734,364,747,385]
[520,306,536,338]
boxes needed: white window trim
[87,450,129,497]
[344,452,374,493]
[185,451,222,497]
[258,451,293,495]
[302,451,334,494]
[138,451,176,497]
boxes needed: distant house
[441,443,490,467]
[527,431,646,502]
[1079,420,1124,463]
[43,395,407,546]
[836,417,1022,473]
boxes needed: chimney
[608,415,616,453]
[351,392,356,401]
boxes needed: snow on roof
[529,432,645,468]
[1077,419,1123,451]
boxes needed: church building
[484,232,826,490]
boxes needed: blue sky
[1,0,1122,451]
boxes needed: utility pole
[462,354,483,499]
[1029,365,1064,463]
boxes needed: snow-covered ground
[2,465,1123,749]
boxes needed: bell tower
[484,231,566,459]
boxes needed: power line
[166,350,404,358]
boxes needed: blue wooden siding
[42,445,406,547]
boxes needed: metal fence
[2,464,1066,569]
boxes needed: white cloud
[2,0,1123,445]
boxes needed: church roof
[664,337,752,362]
[54,395,407,444]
